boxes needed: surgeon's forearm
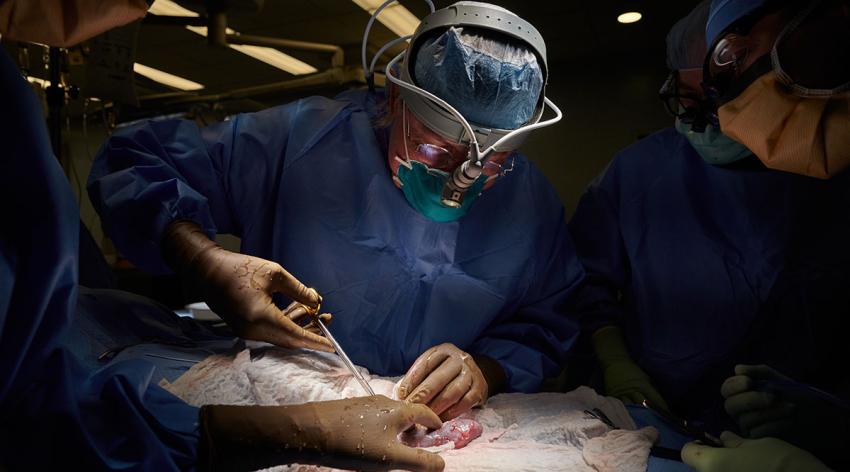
[161,220,220,275]
[474,355,507,396]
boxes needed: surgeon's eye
[413,143,458,169]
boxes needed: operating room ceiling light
[147,0,318,75]
[617,12,643,24]
[133,62,205,91]
[351,0,421,37]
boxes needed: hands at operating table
[681,431,832,472]
[199,395,445,471]
[720,364,848,468]
[681,364,847,471]
[163,220,334,352]
[396,343,506,420]
[722,365,799,440]
[592,326,671,412]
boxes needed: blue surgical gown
[0,48,199,470]
[87,89,583,393]
[569,127,850,420]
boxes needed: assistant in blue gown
[87,88,584,393]
[0,48,201,470]
[568,127,850,422]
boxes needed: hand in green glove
[721,364,849,467]
[721,364,795,439]
[681,431,832,472]
[592,325,670,412]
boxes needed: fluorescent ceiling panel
[351,0,420,37]
[134,62,205,90]
[228,42,318,75]
[148,0,197,17]
[147,0,317,75]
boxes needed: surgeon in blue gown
[568,0,850,436]
[0,1,456,470]
[88,2,583,421]
[0,2,198,469]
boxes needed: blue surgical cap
[413,26,544,130]
[666,0,710,71]
[706,0,768,46]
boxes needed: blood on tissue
[399,417,483,449]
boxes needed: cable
[369,35,411,77]
[361,0,435,86]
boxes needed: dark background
[3,0,700,303]
[127,0,699,211]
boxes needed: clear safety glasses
[363,0,559,207]
[703,8,785,103]
[401,106,514,178]
[386,52,561,207]
[705,0,850,102]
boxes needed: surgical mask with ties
[675,116,752,166]
[392,105,497,222]
[394,156,487,222]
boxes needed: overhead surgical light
[352,0,420,36]
[617,12,643,24]
[133,63,205,91]
[147,0,317,75]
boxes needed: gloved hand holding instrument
[162,220,334,351]
[166,222,445,471]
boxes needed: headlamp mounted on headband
[364,1,563,209]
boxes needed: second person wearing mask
[567,0,850,440]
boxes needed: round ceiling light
[617,12,643,24]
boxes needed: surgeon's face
[386,95,510,191]
[677,69,705,105]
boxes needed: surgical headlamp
[363,1,563,209]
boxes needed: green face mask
[675,118,753,165]
[395,159,487,222]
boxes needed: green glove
[681,431,832,472]
[721,364,850,467]
[721,364,795,439]
[592,325,670,412]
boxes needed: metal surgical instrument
[315,317,375,397]
[303,297,375,397]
